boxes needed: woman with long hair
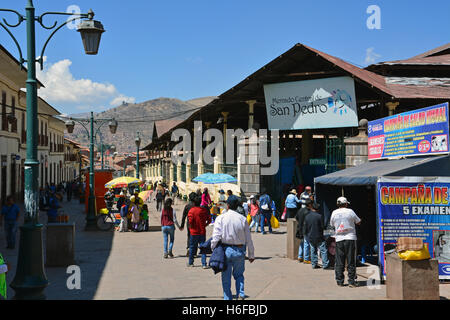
[200,188,212,209]
[160,198,182,259]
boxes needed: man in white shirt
[330,197,362,288]
[211,197,255,300]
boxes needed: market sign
[368,103,449,161]
[377,177,450,279]
[263,76,358,130]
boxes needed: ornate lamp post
[65,114,117,232]
[135,132,141,180]
[0,0,105,300]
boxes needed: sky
[1,0,449,115]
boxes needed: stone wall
[344,119,369,168]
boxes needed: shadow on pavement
[1,199,115,300]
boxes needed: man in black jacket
[304,204,332,270]
[296,198,312,263]
[180,192,198,257]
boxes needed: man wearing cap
[211,197,255,300]
[330,197,362,288]
[285,189,301,219]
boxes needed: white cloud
[36,58,135,113]
[110,95,136,107]
[365,47,382,65]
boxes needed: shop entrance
[316,184,378,263]
[325,137,345,174]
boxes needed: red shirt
[188,206,211,236]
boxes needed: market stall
[315,102,450,279]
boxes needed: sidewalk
[1,197,449,300]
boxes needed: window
[11,96,17,133]
[1,91,7,131]
[21,111,26,144]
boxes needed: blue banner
[368,103,449,160]
[377,177,450,279]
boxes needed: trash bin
[46,223,75,267]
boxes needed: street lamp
[77,13,105,55]
[65,112,118,232]
[135,132,141,180]
[0,0,104,300]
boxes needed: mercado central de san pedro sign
[368,103,450,161]
[263,76,359,130]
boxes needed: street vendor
[131,191,144,210]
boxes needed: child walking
[141,204,149,232]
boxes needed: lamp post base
[85,195,98,231]
[10,223,49,300]
[85,219,98,231]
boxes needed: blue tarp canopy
[315,155,450,186]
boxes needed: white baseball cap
[337,197,350,205]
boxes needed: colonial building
[0,45,77,204]
[64,138,82,182]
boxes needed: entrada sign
[263,76,358,130]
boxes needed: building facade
[0,45,79,204]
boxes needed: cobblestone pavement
[1,197,449,300]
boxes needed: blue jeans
[4,220,18,248]
[221,245,246,300]
[310,240,329,268]
[260,210,272,234]
[162,225,175,254]
[298,239,311,261]
[249,215,260,232]
[189,235,207,266]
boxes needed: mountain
[66,97,216,153]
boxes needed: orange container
[85,170,114,215]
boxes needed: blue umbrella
[193,173,237,184]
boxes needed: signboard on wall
[368,103,449,160]
[263,76,358,130]
[377,177,450,279]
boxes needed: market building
[142,42,450,206]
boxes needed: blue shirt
[1,204,20,221]
[120,205,129,218]
[48,197,59,218]
[259,194,271,212]
[285,194,301,209]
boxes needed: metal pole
[136,132,140,180]
[85,111,97,230]
[101,142,104,170]
[10,0,49,300]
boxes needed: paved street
[1,198,449,300]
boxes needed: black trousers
[286,208,297,219]
[335,240,357,284]
[156,199,163,211]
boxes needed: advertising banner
[377,177,450,279]
[263,76,358,130]
[368,103,449,160]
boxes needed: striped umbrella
[105,176,143,189]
